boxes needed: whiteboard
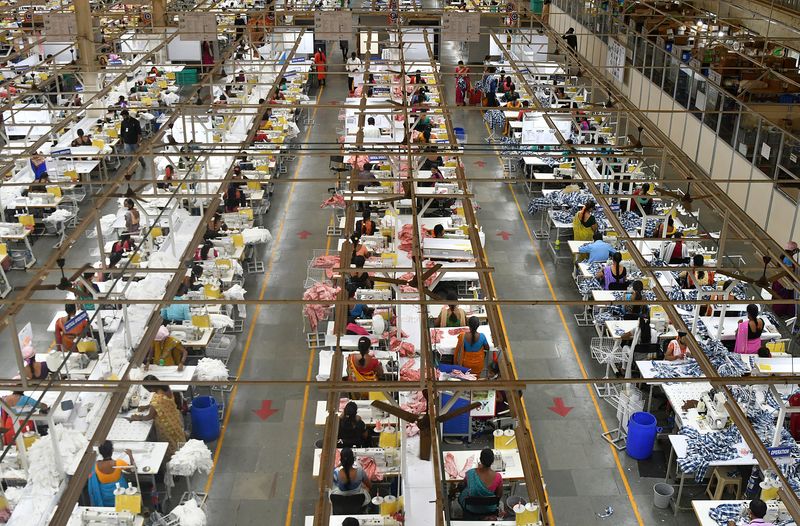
[281,30,314,54]
[166,29,201,62]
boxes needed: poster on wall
[607,38,626,84]
[442,12,481,43]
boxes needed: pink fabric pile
[303,282,340,331]
[441,369,477,381]
[399,360,420,381]
[389,337,416,357]
[333,450,384,481]
[400,391,427,414]
[312,255,340,269]
[320,193,345,209]
[444,452,474,480]
[430,328,443,344]
[398,224,414,255]
[448,327,469,335]
[382,328,409,340]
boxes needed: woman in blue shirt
[331,447,371,509]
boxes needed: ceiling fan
[372,393,480,460]
[31,258,91,295]
[653,181,713,212]
[717,255,791,289]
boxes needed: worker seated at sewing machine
[453,448,506,520]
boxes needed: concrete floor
[0,40,706,525]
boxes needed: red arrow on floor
[548,398,573,417]
[474,160,487,168]
[297,230,312,240]
[253,400,279,421]
[497,231,512,241]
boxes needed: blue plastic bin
[191,396,220,442]
[626,411,659,460]
[454,127,466,143]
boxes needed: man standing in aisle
[346,52,362,94]
[120,110,145,169]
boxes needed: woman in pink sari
[455,61,470,106]
[734,304,764,354]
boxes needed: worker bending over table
[128,376,186,458]
[727,499,774,526]
[578,231,616,263]
[145,326,187,370]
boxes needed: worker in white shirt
[363,117,381,139]
[346,52,363,93]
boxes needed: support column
[152,0,167,28]
[74,0,101,115]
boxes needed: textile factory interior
[2,0,800,525]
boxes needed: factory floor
[0,43,704,526]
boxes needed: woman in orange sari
[313,48,327,87]
[348,336,384,382]
[454,317,490,376]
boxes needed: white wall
[549,5,800,245]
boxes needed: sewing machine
[0,222,25,236]
[355,315,386,336]
[27,192,56,204]
[360,234,386,251]
[80,509,135,526]
[491,450,507,472]
[45,350,90,374]
[211,238,234,256]
[433,182,458,194]
[355,289,391,301]
[167,323,202,342]
[698,390,729,430]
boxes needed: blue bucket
[626,411,660,460]
[190,396,220,442]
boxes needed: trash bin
[653,482,674,509]
[626,411,659,460]
[190,396,220,442]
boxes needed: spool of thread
[372,496,384,507]
[760,481,779,501]
[380,494,398,515]
[126,486,138,495]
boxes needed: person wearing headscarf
[145,326,187,370]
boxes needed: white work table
[65,441,168,476]
[314,399,397,426]
[304,516,383,526]
[67,507,145,526]
[443,448,524,481]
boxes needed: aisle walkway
[204,55,344,526]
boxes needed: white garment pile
[209,314,234,330]
[241,227,272,245]
[195,358,229,381]
[43,209,73,224]
[169,498,207,526]
[223,284,247,318]
[26,425,88,492]
[167,439,213,477]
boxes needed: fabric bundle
[389,337,415,357]
[303,282,340,331]
[444,452,474,480]
[169,498,207,526]
[241,227,272,245]
[195,358,229,381]
[223,284,247,318]
[320,193,345,209]
[27,424,88,492]
[167,440,213,477]
[399,360,420,381]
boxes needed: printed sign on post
[64,310,88,332]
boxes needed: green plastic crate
[176,68,198,86]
